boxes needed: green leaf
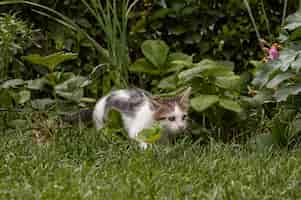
[45,72,75,87]
[54,76,86,102]
[254,134,278,152]
[167,52,193,64]
[17,90,31,104]
[168,25,187,35]
[291,54,301,72]
[22,52,78,72]
[278,48,298,71]
[289,115,301,140]
[0,89,13,108]
[274,82,301,102]
[26,78,48,90]
[141,40,169,68]
[130,8,174,33]
[214,75,241,90]
[190,95,219,112]
[289,27,301,40]
[7,119,28,129]
[266,72,295,89]
[31,98,55,110]
[157,75,177,90]
[248,90,275,105]
[166,52,193,72]
[178,59,234,82]
[252,62,275,88]
[202,67,234,77]
[284,10,301,31]
[54,76,87,91]
[0,79,24,89]
[218,98,242,113]
[136,123,163,144]
[55,89,84,102]
[249,60,264,69]
[130,58,161,75]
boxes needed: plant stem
[260,0,272,39]
[281,0,288,26]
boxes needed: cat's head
[151,87,191,134]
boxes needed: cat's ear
[150,97,163,109]
[178,87,192,109]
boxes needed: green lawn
[1,127,301,200]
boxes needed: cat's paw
[139,142,148,150]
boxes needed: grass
[1,125,301,200]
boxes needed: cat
[63,87,191,149]
[93,87,191,149]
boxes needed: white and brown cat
[93,87,191,149]
[63,87,191,149]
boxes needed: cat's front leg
[128,127,150,150]
[139,142,148,150]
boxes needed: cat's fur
[93,87,191,149]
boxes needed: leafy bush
[130,39,246,141]
[250,5,301,148]
[0,13,34,79]
[129,0,298,71]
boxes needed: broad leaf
[249,60,264,70]
[218,98,242,113]
[7,119,28,129]
[27,78,48,90]
[274,82,301,102]
[266,72,295,89]
[54,76,87,91]
[45,72,75,87]
[136,123,163,144]
[157,75,177,90]
[249,90,275,105]
[289,114,301,141]
[166,52,193,72]
[190,95,219,112]
[141,40,169,68]
[284,10,301,31]
[178,59,234,82]
[0,89,13,107]
[289,27,301,41]
[202,67,234,77]
[291,54,301,72]
[31,98,55,110]
[130,58,161,75]
[278,48,298,71]
[0,79,24,89]
[22,52,78,72]
[254,134,278,152]
[17,90,31,104]
[214,75,241,90]
[167,52,193,64]
[252,63,276,88]
[55,76,86,102]
[56,89,84,102]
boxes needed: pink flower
[267,44,280,61]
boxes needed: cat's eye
[168,116,176,121]
[182,115,187,120]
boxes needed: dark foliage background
[3,0,298,77]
